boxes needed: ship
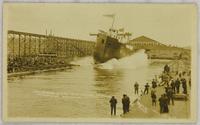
[90,14,137,64]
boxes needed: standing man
[152,79,157,89]
[163,94,169,113]
[159,95,164,113]
[122,94,127,114]
[126,95,130,112]
[164,64,170,73]
[151,92,157,106]
[134,82,139,95]
[170,79,176,93]
[181,78,187,94]
[109,96,117,116]
[189,78,191,88]
[166,87,174,105]
[175,78,181,93]
[144,83,150,94]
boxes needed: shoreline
[7,64,80,77]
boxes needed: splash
[94,58,119,69]
[70,49,148,69]
[96,49,148,69]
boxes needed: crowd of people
[136,64,190,113]
[7,56,69,73]
[109,63,191,116]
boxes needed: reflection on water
[94,68,124,95]
[8,50,168,118]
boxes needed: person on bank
[175,78,181,93]
[144,83,150,94]
[152,79,157,89]
[151,91,157,106]
[159,94,169,113]
[159,94,164,113]
[126,95,130,112]
[163,94,169,113]
[181,78,187,94]
[166,86,174,105]
[134,82,139,95]
[189,78,191,88]
[122,94,130,114]
[164,64,170,73]
[109,96,117,116]
[170,79,176,93]
[122,94,127,114]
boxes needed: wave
[95,49,148,69]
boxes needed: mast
[111,15,115,29]
[103,14,115,33]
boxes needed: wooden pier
[7,30,95,73]
[7,30,95,59]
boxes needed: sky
[4,3,197,47]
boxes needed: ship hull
[93,34,134,64]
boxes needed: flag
[103,14,115,18]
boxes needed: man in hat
[144,83,150,94]
[109,96,117,115]
[122,94,127,114]
[134,82,139,95]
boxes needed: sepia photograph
[3,3,197,122]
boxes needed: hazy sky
[4,3,197,47]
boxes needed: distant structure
[128,36,191,60]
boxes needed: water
[8,50,170,118]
